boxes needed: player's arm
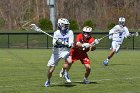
[76,42,88,48]
[53,31,63,46]
[89,38,96,51]
[90,46,96,51]
[68,30,74,48]
[53,32,58,46]
[109,25,120,39]
[124,27,131,38]
[76,35,90,48]
[109,27,116,39]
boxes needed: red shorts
[70,49,90,64]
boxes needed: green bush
[83,19,94,29]
[0,18,5,27]
[69,19,79,31]
[107,22,115,30]
[39,18,53,30]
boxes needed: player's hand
[64,42,73,48]
[63,42,69,47]
[56,39,63,44]
[94,39,100,44]
[127,34,132,39]
[82,43,90,48]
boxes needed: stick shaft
[39,30,53,38]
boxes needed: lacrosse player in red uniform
[60,26,99,84]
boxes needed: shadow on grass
[42,81,98,88]
[42,83,76,87]
[73,81,98,84]
[54,83,76,87]
[109,64,131,66]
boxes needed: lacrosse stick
[90,32,139,47]
[30,24,73,47]
[129,32,139,37]
[89,33,113,47]
[30,24,55,39]
[83,33,113,50]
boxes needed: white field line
[0,76,140,88]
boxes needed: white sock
[64,70,68,76]
[84,77,88,80]
[106,58,109,61]
[47,79,50,82]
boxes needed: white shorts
[47,51,69,66]
[111,41,121,53]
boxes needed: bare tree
[0,0,139,30]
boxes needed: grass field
[0,49,140,93]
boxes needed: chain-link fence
[0,32,139,49]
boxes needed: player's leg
[60,64,72,83]
[108,49,116,59]
[60,61,72,77]
[44,66,55,87]
[60,51,72,83]
[44,54,60,87]
[81,56,91,84]
[115,44,121,53]
[64,55,73,72]
[83,64,91,84]
[103,41,116,66]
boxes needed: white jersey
[52,30,74,54]
[109,25,129,44]
[47,30,74,66]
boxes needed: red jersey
[70,33,95,64]
[72,33,94,53]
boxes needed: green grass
[0,49,140,93]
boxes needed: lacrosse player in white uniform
[44,18,74,87]
[103,17,130,66]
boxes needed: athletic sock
[108,56,110,59]
[84,77,87,80]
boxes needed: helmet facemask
[58,24,69,35]
[82,26,92,39]
[57,18,70,35]
[83,31,91,39]
[119,17,125,27]
[61,24,69,31]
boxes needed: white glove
[64,42,68,46]
[63,42,72,48]
[63,42,69,47]
[109,35,113,39]
[56,39,63,44]
[82,43,90,48]
[94,39,99,44]
[127,34,131,39]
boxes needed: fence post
[133,36,134,50]
[8,34,10,48]
[47,35,48,48]
[27,33,29,49]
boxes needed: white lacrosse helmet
[83,26,92,32]
[58,18,70,28]
[83,26,92,38]
[119,17,125,26]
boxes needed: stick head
[30,24,41,32]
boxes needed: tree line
[0,0,139,30]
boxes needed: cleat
[64,74,71,83]
[83,79,90,84]
[103,60,108,66]
[44,81,50,87]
